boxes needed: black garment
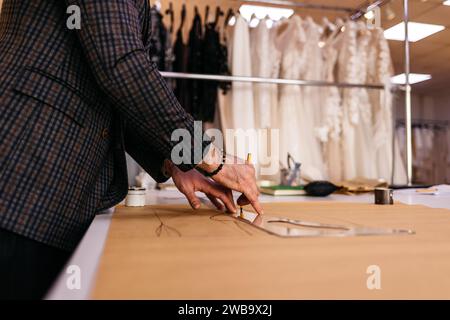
[186,19,231,122]
[149,6,166,70]
[148,5,174,73]
[187,13,204,120]
[0,228,71,300]
[199,23,221,122]
[173,29,190,113]
[218,40,231,94]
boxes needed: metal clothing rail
[159,71,388,89]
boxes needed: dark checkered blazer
[0,0,206,250]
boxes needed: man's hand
[212,155,264,215]
[197,145,263,215]
[165,160,236,213]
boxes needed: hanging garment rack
[160,0,414,185]
[161,0,396,90]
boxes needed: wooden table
[92,201,450,299]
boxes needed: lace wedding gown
[337,21,359,180]
[276,16,324,180]
[303,17,324,130]
[338,21,377,180]
[302,17,327,179]
[352,22,377,179]
[318,36,342,182]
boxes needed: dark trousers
[0,228,71,300]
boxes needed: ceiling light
[384,22,445,42]
[391,73,432,84]
[239,5,294,22]
[443,0,450,5]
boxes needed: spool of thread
[125,187,147,207]
[374,188,394,205]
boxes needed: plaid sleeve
[123,120,169,183]
[66,0,209,171]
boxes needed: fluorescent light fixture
[239,5,294,22]
[444,1,450,6]
[384,22,445,42]
[391,73,432,84]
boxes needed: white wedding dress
[249,19,281,179]
[303,17,324,129]
[337,21,377,180]
[318,35,342,182]
[337,21,359,180]
[352,22,377,179]
[250,18,281,129]
[218,15,260,173]
[276,16,324,180]
[218,22,234,136]
[230,14,255,131]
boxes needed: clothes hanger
[249,13,260,28]
[165,2,174,34]
[323,17,346,48]
[213,6,224,28]
[222,8,235,42]
[322,17,335,31]
[177,3,186,34]
[321,17,336,39]
[194,5,199,18]
[224,8,234,29]
[204,5,210,26]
